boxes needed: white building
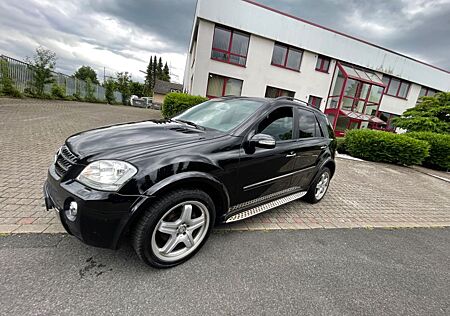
[183,0,450,136]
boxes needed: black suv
[44,96,336,268]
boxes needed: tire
[132,189,215,268]
[303,167,331,204]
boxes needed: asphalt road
[0,228,449,316]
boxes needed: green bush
[51,83,66,99]
[345,129,429,166]
[407,132,450,170]
[336,137,348,154]
[72,93,83,101]
[64,95,77,101]
[0,60,23,98]
[162,92,208,118]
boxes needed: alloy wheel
[315,171,330,200]
[151,200,210,262]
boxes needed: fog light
[65,201,78,222]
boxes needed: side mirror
[250,133,276,149]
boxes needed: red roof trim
[243,0,449,74]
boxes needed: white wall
[192,0,450,92]
[378,83,421,115]
[189,19,334,111]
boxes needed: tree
[152,56,157,89]
[104,78,116,104]
[144,57,154,95]
[162,62,171,82]
[85,78,96,101]
[393,92,450,134]
[74,66,99,85]
[130,81,144,97]
[156,57,164,80]
[116,72,132,105]
[26,46,56,96]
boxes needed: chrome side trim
[225,191,306,223]
[243,166,315,190]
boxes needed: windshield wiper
[173,119,205,130]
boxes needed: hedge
[336,137,348,154]
[345,129,429,166]
[407,132,450,170]
[162,92,208,118]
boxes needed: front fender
[111,171,230,249]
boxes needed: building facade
[183,0,450,136]
[153,79,183,106]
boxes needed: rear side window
[298,109,320,138]
[317,115,332,139]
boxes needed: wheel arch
[112,172,230,249]
[322,159,336,178]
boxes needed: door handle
[320,145,327,149]
[286,152,296,158]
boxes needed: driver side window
[257,107,293,141]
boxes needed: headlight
[76,160,137,191]
[54,147,62,163]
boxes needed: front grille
[55,145,78,177]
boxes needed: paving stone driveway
[0,98,449,234]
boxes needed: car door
[290,108,329,189]
[236,105,300,204]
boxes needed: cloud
[0,0,448,88]
[0,0,196,83]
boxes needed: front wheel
[303,167,331,204]
[132,189,215,268]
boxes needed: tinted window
[257,107,293,141]
[298,109,318,138]
[318,116,331,138]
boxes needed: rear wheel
[303,167,331,204]
[132,189,215,268]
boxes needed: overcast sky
[0,0,449,84]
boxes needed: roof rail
[274,96,309,106]
[220,95,241,99]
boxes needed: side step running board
[225,191,307,223]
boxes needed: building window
[308,96,322,109]
[271,43,303,71]
[382,75,410,99]
[378,111,399,131]
[206,74,243,98]
[265,86,295,98]
[211,25,250,67]
[418,86,438,98]
[315,55,330,73]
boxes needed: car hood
[66,119,223,161]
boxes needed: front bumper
[43,165,140,249]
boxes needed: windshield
[174,98,265,132]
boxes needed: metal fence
[0,54,122,102]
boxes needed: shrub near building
[407,132,450,170]
[345,129,429,166]
[162,92,208,118]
